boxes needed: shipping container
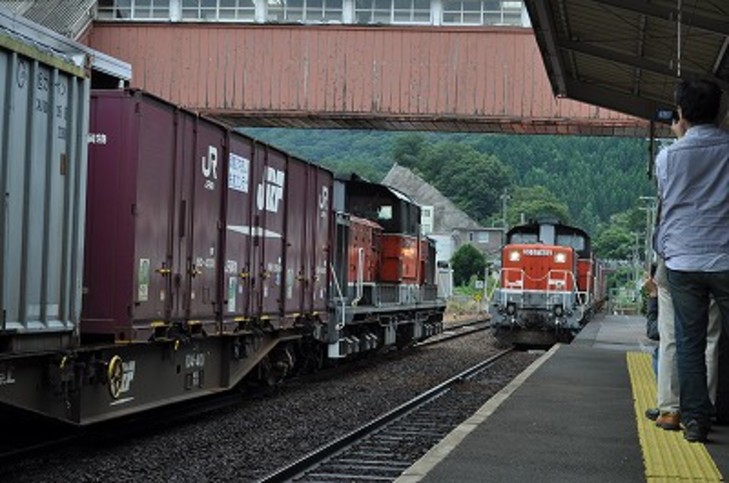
[0,27,90,351]
[83,89,334,341]
[248,143,333,327]
[304,163,332,317]
[83,90,226,341]
[250,145,287,324]
[222,132,256,330]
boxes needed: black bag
[646,297,659,341]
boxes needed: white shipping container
[0,27,89,349]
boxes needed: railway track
[0,323,488,463]
[419,318,489,346]
[258,348,515,483]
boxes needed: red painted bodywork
[577,258,595,294]
[348,217,382,283]
[500,244,575,292]
[380,234,420,284]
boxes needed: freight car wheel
[260,345,296,386]
[107,355,124,399]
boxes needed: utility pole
[632,231,641,289]
[500,188,510,235]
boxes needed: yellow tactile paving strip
[627,352,723,482]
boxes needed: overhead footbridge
[84,22,652,136]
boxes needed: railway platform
[395,313,729,482]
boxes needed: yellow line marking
[627,352,723,482]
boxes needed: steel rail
[417,319,490,347]
[258,347,514,483]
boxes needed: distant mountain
[241,128,654,235]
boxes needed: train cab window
[378,205,393,220]
[510,233,538,244]
[557,234,585,251]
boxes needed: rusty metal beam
[208,110,653,137]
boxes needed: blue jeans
[667,269,729,425]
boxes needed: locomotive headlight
[506,303,517,315]
[508,250,521,262]
[553,304,564,317]
[554,252,567,263]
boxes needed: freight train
[0,27,444,425]
[488,219,606,347]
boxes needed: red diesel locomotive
[489,219,606,346]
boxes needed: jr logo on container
[257,167,285,213]
[319,186,329,219]
[202,146,218,191]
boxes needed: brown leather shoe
[656,412,681,430]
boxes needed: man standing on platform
[655,79,729,443]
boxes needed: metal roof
[0,0,96,39]
[524,0,729,124]
[0,5,131,81]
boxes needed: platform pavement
[395,313,729,483]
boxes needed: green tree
[240,128,656,238]
[593,225,634,259]
[421,143,512,223]
[450,244,487,286]
[592,200,651,260]
[507,185,571,227]
[392,134,426,168]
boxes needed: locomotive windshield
[556,234,585,251]
[509,233,539,244]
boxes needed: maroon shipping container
[238,144,333,327]
[249,146,287,323]
[221,133,256,329]
[308,167,332,316]
[83,90,226,341]
[83,89,333,340]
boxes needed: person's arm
[671,114,688,139]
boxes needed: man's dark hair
[675,79,722,124]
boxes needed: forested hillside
[242,128,656,242]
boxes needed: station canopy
[524,0,729,124]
